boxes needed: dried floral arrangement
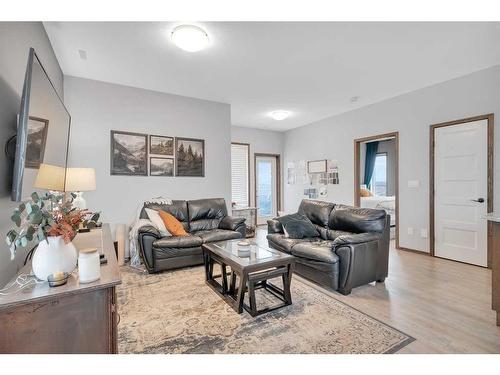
[5,192,100,259]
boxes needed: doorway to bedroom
[354,132,399,248]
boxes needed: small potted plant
[6,192,100,281]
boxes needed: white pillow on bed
[144,208,171,237]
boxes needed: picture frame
[149,157,174,177]
[149,135,174,156]
[110,130,148,176]
[307,159,327,174]
[25,116,49,169]
[175,137,205,177]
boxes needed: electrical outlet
[407,227,414,235]
[420,229,428,238]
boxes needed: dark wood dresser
[0,224,121,353]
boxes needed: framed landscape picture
[175,137,205,177]
[110,130,148,176]
[25,116,49,169]
[150,135,174,156]
[150,157,174,177]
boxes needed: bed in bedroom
[360,195,396,227]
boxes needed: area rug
[117,266,414,354]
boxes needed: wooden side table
[0,224,121,353]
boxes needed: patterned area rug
[117,266,414,354]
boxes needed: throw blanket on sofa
[129,197,172,267]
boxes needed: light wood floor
[255,228,500,353]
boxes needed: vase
[32,236,78,281]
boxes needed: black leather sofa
[138,198,246,273]
[267,199,390,295]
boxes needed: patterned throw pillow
[277,213,319,239]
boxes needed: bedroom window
[371,153,387,196]
[231,143,250,207]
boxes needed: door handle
[470,198,485,203]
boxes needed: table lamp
[65,168,96,210]
[34,163,65,193]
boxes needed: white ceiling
[44,22,500,131]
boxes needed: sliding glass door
[255,154,279,225]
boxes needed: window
[370,153,387,196]
[231,143,250,206]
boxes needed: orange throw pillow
[158,210,188,237]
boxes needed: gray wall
[231,126,284,208]
[0,22,64,287]
[284,65,500,253]
[64,76,232,242]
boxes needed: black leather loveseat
[138,198,246,273]
[267,199,390,295]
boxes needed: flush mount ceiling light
[171,25,209,52]
[269,110,291,121]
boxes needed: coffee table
[202,240,295,317]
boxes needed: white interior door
[256,155,278,225]
[434,120,488,266]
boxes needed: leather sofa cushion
[298,199,334,227]
[153,235,203,249]
[188,198,228,232]
[190,219,223,232]
[324,229,355,241]
[153,246,202,259]
[314,225,352,241]
[333,232,381,246]
[188,198,228,221]
[140,200,188,221]
[194,229,241,243]
[140,200,189,231]
[330,205,386,233]
[266,233,316,253]
[291,240,339,264]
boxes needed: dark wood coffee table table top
[202,240,295,316]
[204,240,293,269]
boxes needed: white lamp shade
[34,163,65,191]
[65,168,96,192]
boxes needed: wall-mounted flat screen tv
[11,48,71,201]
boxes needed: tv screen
[11,48,71,201]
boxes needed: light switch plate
[420,229,428,238]
[407,227,414,235]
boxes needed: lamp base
[72,192,87,210]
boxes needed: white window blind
[231,143,249,207]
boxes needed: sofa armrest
[334,235,380,295]
[219,216,246,237]
[219,216,245,230]
[267,218,284,234]
[138,225,161,272]
[138,225,161,238]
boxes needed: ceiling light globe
[171,25,209,52]
[269,110,290,121]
